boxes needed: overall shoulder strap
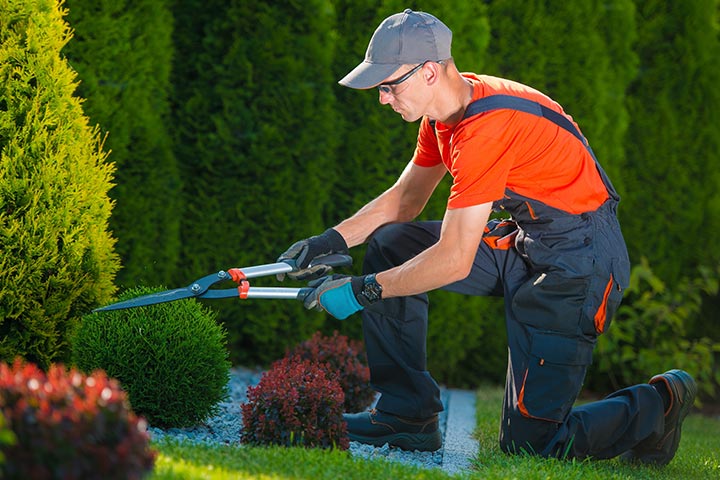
[463,94,587,146]
[461,94,620,201]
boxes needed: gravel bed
[149,367,448,471]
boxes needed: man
[278,9,696,463]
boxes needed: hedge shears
[93,254,352,312]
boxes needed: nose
[378,89,393,105]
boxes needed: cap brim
[338,61,401,90]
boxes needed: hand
[303,275,365,320]
[277,228,348,281]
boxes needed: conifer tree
[64,0,180,288]
[0,0,119,368]
[171,0,339,364]
[622,0,720,283]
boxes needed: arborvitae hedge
[593,0,638,188]
[621,0,720,285]
[171,0,339,365]
[64,0,180,288]
[0,0,119,368]
[329,0,419,223]
[19,0,716,388]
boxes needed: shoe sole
[348,430,442,452]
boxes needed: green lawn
[149,387,720,480]
[151,441,454,479]
[472,387,720,480]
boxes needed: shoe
[343,408,442,452]
[623,369,697,466]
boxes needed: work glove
[304,275,368,320]
[277,228,348,281]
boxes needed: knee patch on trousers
[500,333,594,456]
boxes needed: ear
[423,62,443,86]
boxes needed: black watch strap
[358,273,383,306]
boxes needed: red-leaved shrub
[0,359,155,479]
[240,355,348,449]
[288,331,375,413]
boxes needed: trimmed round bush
[71,286,230,428]
[241,355,348,449]
[288,330,375,413]
[0,359,155,479]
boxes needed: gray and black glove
[276,228,349,281]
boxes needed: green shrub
[241,355,348,450]
[0,359,155,479]
[0,0,119,368]
[587,258,720,401]
[288,331,375,413]
[71,286,231,427]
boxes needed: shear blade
[93,287,194,312]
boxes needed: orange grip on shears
[238,280,250,299]
[228,268,250,299]
[228,268,246,283]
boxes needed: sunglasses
[377,61,428,94]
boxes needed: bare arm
[375,201,493,298]
[334,161,447,247]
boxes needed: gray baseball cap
[339,9,452,90]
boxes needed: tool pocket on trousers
[582,258,628,335]
[512,270,589,333]
[518,333,593,423]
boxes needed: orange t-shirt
[412,74,608,214]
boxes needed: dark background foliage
[2,0,719,398]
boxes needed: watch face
[362,275,382,303]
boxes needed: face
[376,62,427,122]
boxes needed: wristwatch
[358,273,383,306]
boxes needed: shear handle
[279,253,353,274]
[230,253,352,280]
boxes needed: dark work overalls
[360,95,666,459]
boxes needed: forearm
[374,202,493,299]
[375,240,471,297]
[334,188,403,248]
[334,162,446,248]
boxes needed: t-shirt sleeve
[446,124,512,210]
[411,117,442,167]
